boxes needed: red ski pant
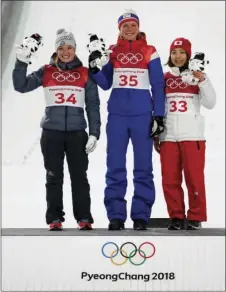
[160,141,207,221]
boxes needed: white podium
[2,228,225,292]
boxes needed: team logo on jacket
[166,78,188,89]
[52,72,80,82]
[117,53,143,64]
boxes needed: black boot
[168,218,184,230]
[108,219,125,231]
[133,219,147,230]
[186,220,201,230]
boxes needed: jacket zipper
[129,40,132,51]
[175,115,179,142]
[65,106,68,131]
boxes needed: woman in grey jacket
[13,29,101,231]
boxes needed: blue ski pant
[104,113,155,223]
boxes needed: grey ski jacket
[12,54,101,139]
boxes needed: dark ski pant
[40,129,93,225]
[104,113,155,223]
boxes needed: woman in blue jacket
[88,11,166,230]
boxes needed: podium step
[2,231,225,291]
[1,227,225,236]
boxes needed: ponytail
[51,52,62,71]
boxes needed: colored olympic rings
[101,241,156,266]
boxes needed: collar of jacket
[170,64,190,76]
[58,57,83,70]
[170,67,181,76]
[49,53,83,70]
[116,37,147,49]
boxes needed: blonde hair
[51,52,62,71]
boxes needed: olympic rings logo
[52,72,80,82]
[166,78,188,89]
[117,53,143,64]
[101,241,156,266]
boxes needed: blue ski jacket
[92,36,166,117]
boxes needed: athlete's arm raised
[13,59,44,93]
[88,48,114,90]
[13,34,44,93]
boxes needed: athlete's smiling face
[57,45,75,63]
[120,21,139,41]
[170,48,187,68]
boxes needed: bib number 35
[119,75,138,86]
[169,100,187,112]
[55,93,77,104]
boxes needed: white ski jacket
[160,68,216,142]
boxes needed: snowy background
[2,1,225,228]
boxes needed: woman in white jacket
[154,37,216,230]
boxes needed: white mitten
[181,70,199,85]
[85,135,97,154]
[15,44,32,64]
[15,34,43,64]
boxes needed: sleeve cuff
[15,58,29,67]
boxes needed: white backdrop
[2,1,225,228]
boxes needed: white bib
[166,92,200,114]
[44,86,85,108]
[112,68,149,89]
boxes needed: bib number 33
[55,93,77,104]
[169,100,187,112]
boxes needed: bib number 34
[55,93,77,104]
